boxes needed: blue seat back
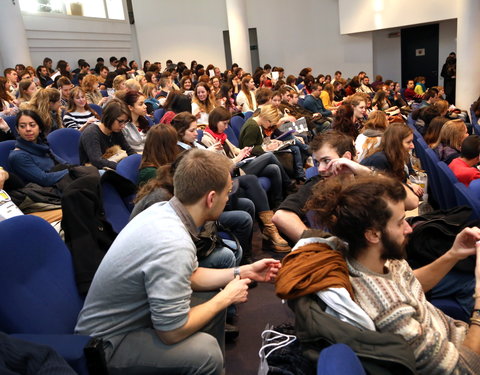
[230,116,245,138]
[436,161,459,209]
[0,140,15,170]
[306,166,318,179]
[224,126,239,147]
[0,215,84,334]
[47,128,81,165]
[406,114,415,128]
[244,111,253,120]
[154,108,165,124]
[317,343,366,375]
[470,105,480,135]
[116,153,142,184]
[4,116,18,137]
[469,179,480,200]
[454,182,480,220]
[101,181,132,234]
[197,129,204,142]
[423,148,443,206]
[89,103,103,117]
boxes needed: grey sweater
[79,124,135,169]
[75,199,199,340]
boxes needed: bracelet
[472,310,480,320]
[470,320,480,328]
[233,267,241,279]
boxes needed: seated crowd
[2,55,480,374]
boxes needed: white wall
[132,0,373,78]
[246,0,373,79]
[372,28,401,83]
[132,0,228,70]
[438,19,457,84]
[371,19,457,86]
[339,0,455,34]
[20,0,137,69]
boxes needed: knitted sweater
[348,258,480,374]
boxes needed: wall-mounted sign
[416,48,425,56]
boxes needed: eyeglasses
[116,118,128,124]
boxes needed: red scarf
[205,126,228,144]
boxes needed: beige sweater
[348,258,480,374]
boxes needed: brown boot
[258,211,291,253]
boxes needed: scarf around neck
[15,136,50,156]
[205,126,227,144]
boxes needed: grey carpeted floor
[225,224,295,374]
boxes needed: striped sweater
[63,111,96,130]
[348,258,480,374]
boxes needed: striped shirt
[63,111,96,130]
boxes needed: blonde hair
[113,75,126,91]
[432,119,467,151]
[125,78,141,92]
[258,104,282,124]
[21,87,62,132]
[142,83,156,98]
[81,75,99,93]
[434,99,449,116]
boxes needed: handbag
[195,221,240,261]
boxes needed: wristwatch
[233,267,241,279]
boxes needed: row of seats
[0,215,98,373]
[0,211,364,375]
[406,119,480,219]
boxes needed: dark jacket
[61,173,117,295]
[8,138,68,187]
[290,294,417,375]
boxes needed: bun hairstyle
[306,175,406,257]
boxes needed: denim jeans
[427,270,476,316]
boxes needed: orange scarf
[275,242,354,300]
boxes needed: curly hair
[306,175,406,257]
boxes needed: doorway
[401,24,439,87]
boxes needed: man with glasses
[272,131,363,241]
[272,131,419,242]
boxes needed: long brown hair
[192,82,215,113]
[0,77,13,103]
[431,119,467,151]
[140,123,179,169]
[323,83,334,102]
[134,164,174,203]
[365,122,412,180]
[67,86,100,119]
[332,104,357,138]
[423,116,449,147]
[240,75,254,110]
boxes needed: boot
[258,211,291,253]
